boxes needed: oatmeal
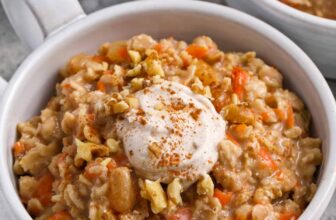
[13,34,322,220]
[280,0,336,19]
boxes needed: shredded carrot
[226,132,239,146]
[181,56,190,67]
[107,160,117,171]
[166,207,192,220]
[260,112,270,122]
[259,147,278,170]
[92,55,108,63]
[13,141,26,157]
[48,211,72,220]
[186,44,208,59]
[97,81,106,92]
[213,100,224,113]
[34,173,53,206]
[213,94,231,112]
[234,124,247,133]
[117,45,129,60]
[154,43,164,53]
[62,83,71,89]
[231,67,249,100]
[286,105,295,128]
[214,188,233,206]
[279,211,300,220]
[84,162,102,180]
[274,108,286,121]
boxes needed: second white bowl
[226,0,336,79]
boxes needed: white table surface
[0,0,336,219]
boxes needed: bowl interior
[0,1,334,219]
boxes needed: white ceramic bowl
[226,0,336,79]
[0,1,336,219]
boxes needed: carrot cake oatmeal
[13,34,322,220]
[280,0,336,19]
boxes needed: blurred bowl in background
[226,0,336,79]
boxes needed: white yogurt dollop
[116,81,225,185]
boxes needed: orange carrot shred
[286,105,295,128]
[14,141,26,157]
[84,162,102,180]
[92,55,108,63]
[279,211,300,220]
[274,108,286,121]
[154,43,164,53]
[34,173,53,206]
[231,67,249,100]
[48,211,72,220]
[97,81,106,92]
[107,160,117,171]
[186,44,208,59]
[181,56,190,67]
[234,124,246,133]
[260,112,270,122]
[117,46,129,60]
[226,132,239,146]
[259,147,278,170]
[214,188,233,206]
[62,83,71,89]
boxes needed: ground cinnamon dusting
[190,108,202,121]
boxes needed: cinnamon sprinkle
[190,108,202,121]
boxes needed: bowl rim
[0,0,336,219]
[257,0,336,29]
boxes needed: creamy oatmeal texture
[13,34,322,220]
